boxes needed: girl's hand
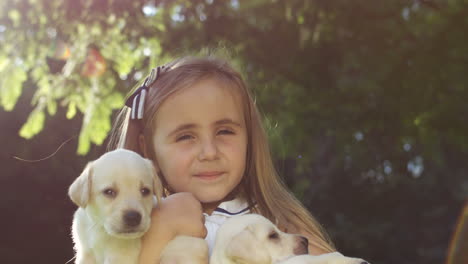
[157,192,207,238]
[139,192,206,264]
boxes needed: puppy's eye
[141,187,151,196]
[268,231,279,240]
[103,188,117,198]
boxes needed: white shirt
[204,197,250,256]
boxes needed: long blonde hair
[108,55,335,253]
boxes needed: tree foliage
[1,1,467,263]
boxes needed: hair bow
[125,66,165,120]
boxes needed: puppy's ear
[144,158,163,202]
[68,162,93,208]
[226,227,271,264]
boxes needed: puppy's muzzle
[293,236,309,255]
[123,210,142,228]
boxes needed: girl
[108,55,336,263]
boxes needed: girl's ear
[68,162,93,208]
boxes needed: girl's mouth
[194,171,225,180]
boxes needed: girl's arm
[138,192,207,264]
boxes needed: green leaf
[77,100,113,155]
[8,9,21,26]
[113,46,136,76]
[47,100,57,115]
[66,101,77,119]
[77,129,91,155]
[103,92,124,109]
[19,109,45,139]
[0,55,9,72]
[89,105,111,145]
[0,67,27,111]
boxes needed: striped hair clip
[125,66,166,120]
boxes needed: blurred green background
[1,0,467,263]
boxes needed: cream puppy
[210,214,308,264]
[211,214,368,264]
[68,149,162,264]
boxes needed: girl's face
[151,78,247,213]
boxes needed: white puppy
[68,149,162,264]
[211,214,368,264]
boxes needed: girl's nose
[198,138,219,161]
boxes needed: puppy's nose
[123,210,142,227]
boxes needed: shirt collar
[211,196,250,216]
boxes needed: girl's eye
[268,231,279,240]
[218,129,234,135]
[103,188,117,198]
[176,134,193,142]
[141,187,151,196]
